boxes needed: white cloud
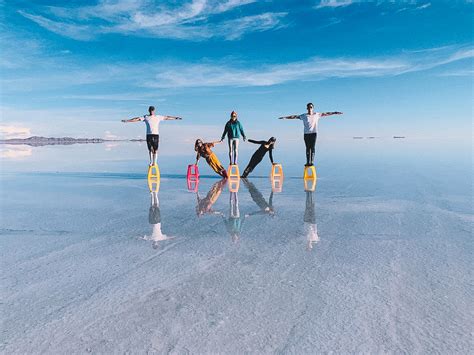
[315,0,353,9]
[104,131,119,139]
[415,3,431,10]
[0,146,33,159]
[0,124,32,139]
[437,69,474,77]
[18,0,285,41]
[1,43,471,93]
[142,47,474,88]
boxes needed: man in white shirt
[122,106,182,166]
[278,103,342,166]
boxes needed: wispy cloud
[0,146,33,159]
[314,0,353,9]
[104,131,119,140]
[142,46,474,88]
[18,0,286,41]
[437,68,474,77]
[0,124,32,139]
[415,3,431,10]
[396,2,431,13]
[1,43,471,93]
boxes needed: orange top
[196,142,214,158]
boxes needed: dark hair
[306,102,314,108]
[148,106,155,113]
[194,139,202,151]
[268,137,276,143]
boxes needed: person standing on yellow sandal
[220,111,246,165]
[195,139,228,178]
[122,105,182,166]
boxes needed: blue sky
[0,0,472,142]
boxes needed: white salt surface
[1,147,472,353]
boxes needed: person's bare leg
[148,150,153,166]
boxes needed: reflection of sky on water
[1,141,472,353]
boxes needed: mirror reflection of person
[242,179,275,217]
[142,191,174,249]
[222,191,245,243]
[304,191,319,250]
[196,179,226,217]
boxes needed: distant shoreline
[0,136,145,147]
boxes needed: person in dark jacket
[241,137,276,178]
[220,111,246,165]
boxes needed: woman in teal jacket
[220,110,246,165]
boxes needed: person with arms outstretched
[241,137,276,178]
[278,103,342,166]
[220,111,246,165]
[195,139,228,178]
[122,105,182,166]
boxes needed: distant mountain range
[0,136,145,146]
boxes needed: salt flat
[0,141,472,353]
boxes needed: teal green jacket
[221,120,246,140]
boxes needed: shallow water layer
[0,141,472,353]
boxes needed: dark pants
[304,133,317,165]
[242,151,265,178]
[146,134,159,152]
[304,191,315,224]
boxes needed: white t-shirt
[299,112,322,134]
[140,114,166,135]
[304,222,319,246]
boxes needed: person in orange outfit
[195,139,228,178]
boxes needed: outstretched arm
[248,139,266,145]
[220,123,228,141]
[195,152,200,165]
[121,116,142,123]
[269,149,274,164]
[321,111,343,117]
[163,115,182,120]
[278,115,299,120]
